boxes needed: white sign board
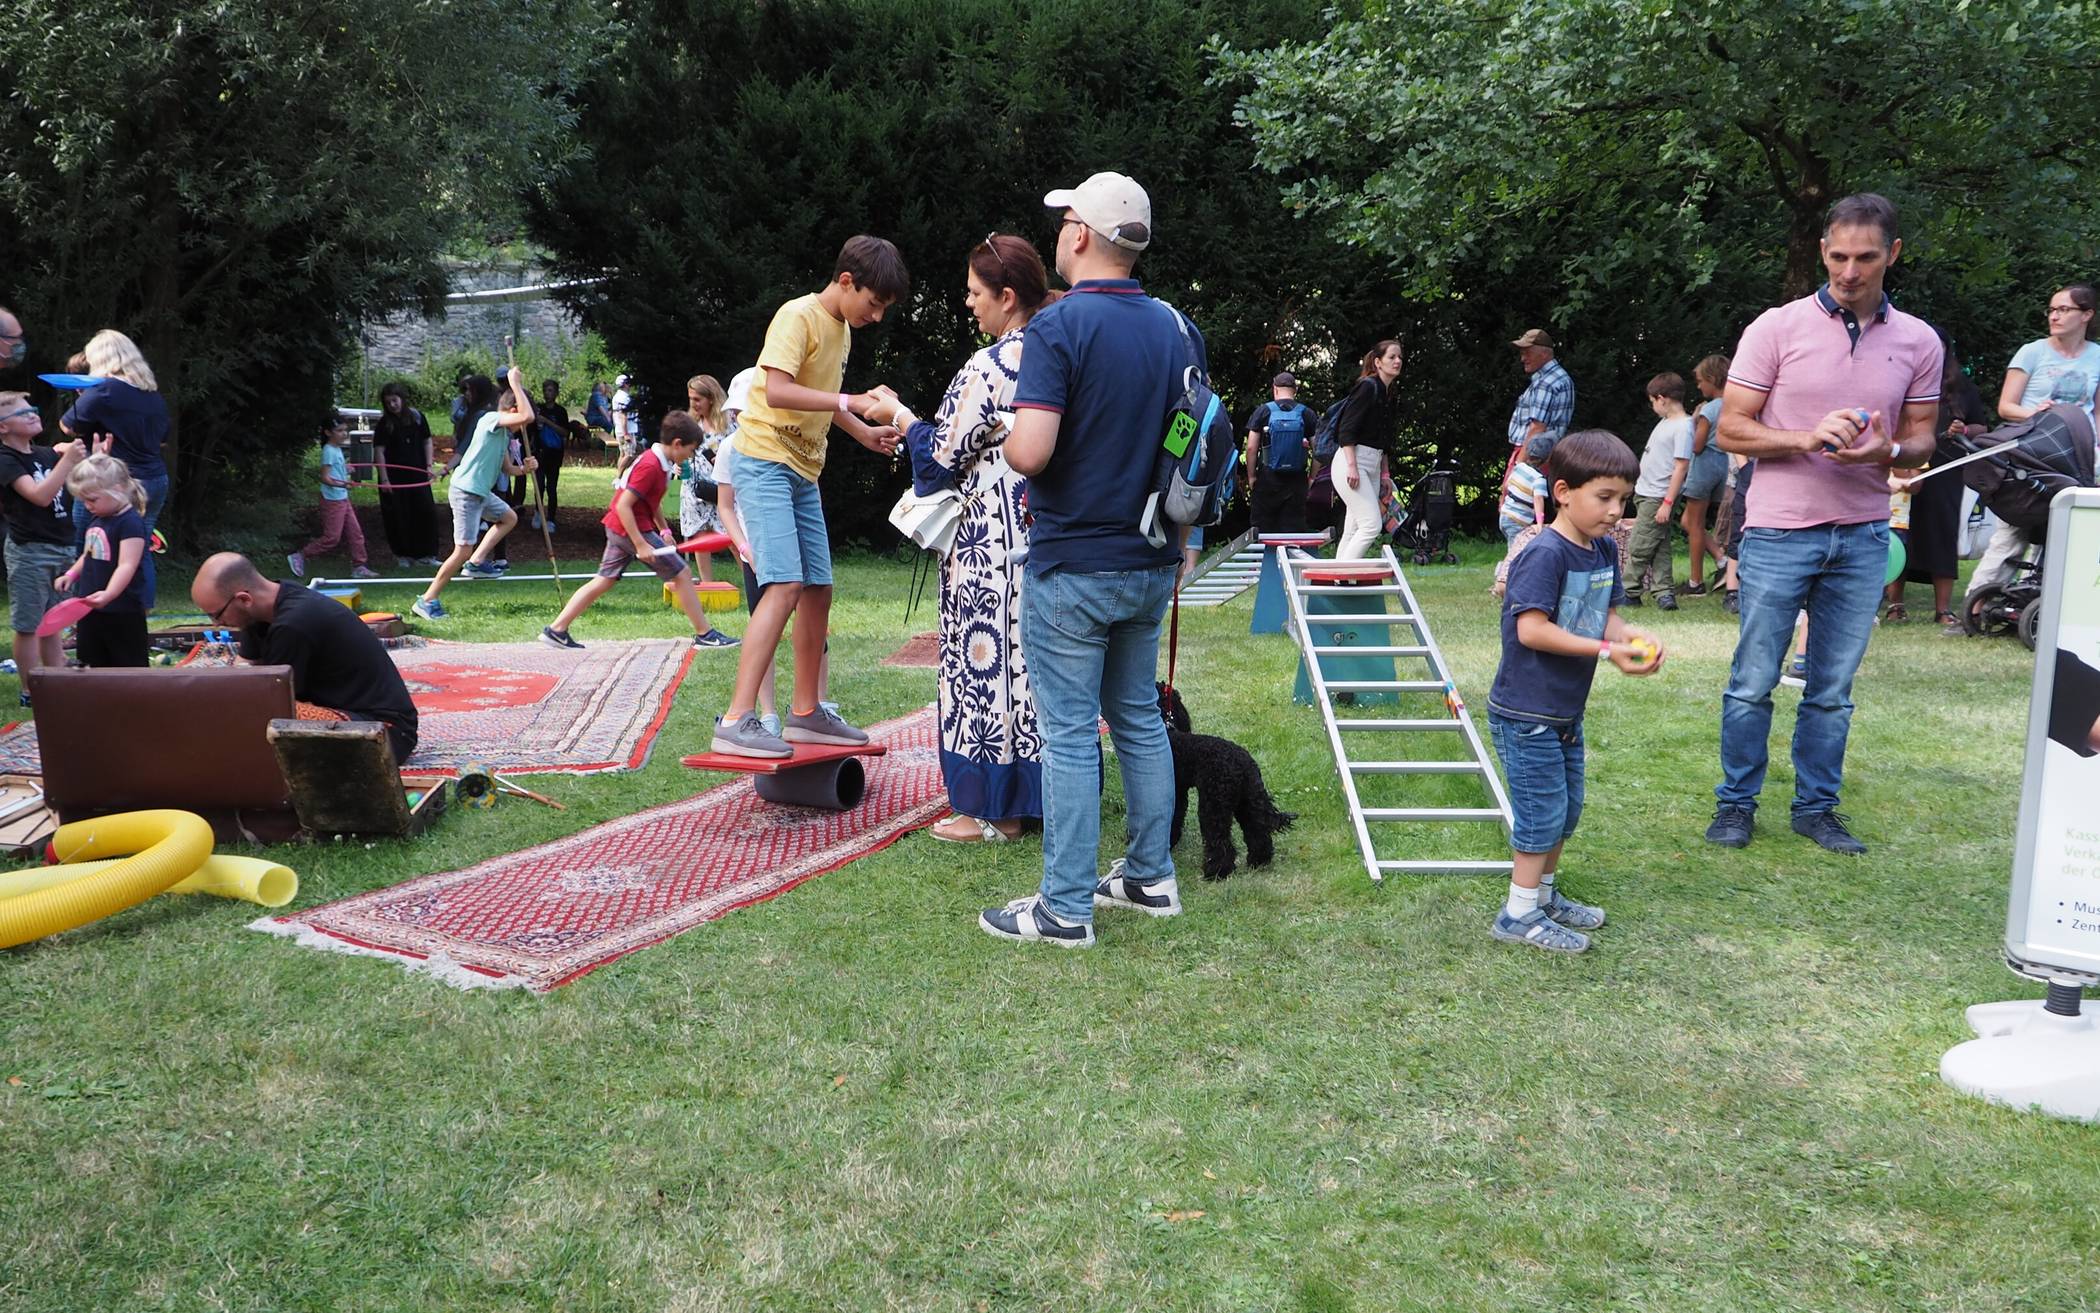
[2008,488,2100,980]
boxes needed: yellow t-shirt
[734,292,850,481]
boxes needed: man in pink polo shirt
[1705,193,1943,856]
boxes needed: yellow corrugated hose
[0,855,296,907]
[0,810,216,949]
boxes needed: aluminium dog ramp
[1282,546,1513,880]
[1178,528,1260,607]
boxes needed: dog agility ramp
[1178,529,1259,607]
[1282,546,1512,880]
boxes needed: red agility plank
[1303,565,1395,585]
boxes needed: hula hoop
[346,461,444,490]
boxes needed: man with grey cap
[1246,371,1313,532]
[1504,328,1576,497]
[979,170,1204,948]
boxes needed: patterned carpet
[252,707,945,991]
[0,639,695,777]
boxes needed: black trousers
[1251,467,1310,534]
[534,443,565,526]
[76,609,149,668]
[378,484,439,560]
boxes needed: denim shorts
[596,528,688,582]
[5,539,76,634]
[1682,446,1730,502]
[448,488,509,546]
[733,454,832,587]
[1489,712,1586,853]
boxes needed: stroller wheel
[1439,551,1460,565]
[1962,586,2020,639]
[2018,598,2042,651]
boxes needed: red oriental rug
[251,707,944,991]
[0,638,694,777]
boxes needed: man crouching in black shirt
[190,552,419,763]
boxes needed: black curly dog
[1155,682,1295,881]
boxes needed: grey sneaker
[711,710,791,759]
[1540,885,1605,930]
[286,551,306,578]
[760,712,782,739]
[1491,907,1590,953]
[783,705,868,747]
[1094,858,1183,917]
[411,597,447,621]
[539,626,585,651]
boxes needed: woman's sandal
[930,814,1017,844]
[1883,602,1908,623]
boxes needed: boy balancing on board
[539,411,737,651]
[1485,429,1665,954]
[708,235,909,758]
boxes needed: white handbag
[889,486,964,555]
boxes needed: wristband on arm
[1596,640,1613,660]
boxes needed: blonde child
[57,454,151,667]
[289,414,377,580]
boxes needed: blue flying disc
[38,373,108,390]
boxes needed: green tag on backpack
[1164,410,1196,458]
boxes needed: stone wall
[356,264,584,372]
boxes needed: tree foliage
[0,0,603,538]
[527,0,1434,541]
[1215,0,2100,446]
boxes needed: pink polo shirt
[1729,288,1943,530]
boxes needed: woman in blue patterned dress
[866,235,1057,842]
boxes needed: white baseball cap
[1043,172,1151,251]
[615,373,631,386]
[725,366,759,414]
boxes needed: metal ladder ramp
[1281,545,1513,880]
[1179,528,1261,607]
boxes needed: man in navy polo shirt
[979,171,1201,948]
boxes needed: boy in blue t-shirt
[1485,429,1664,953]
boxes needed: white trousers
[1335,447,1387,560]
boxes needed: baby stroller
[1946,407,2095,649]
[1390,469,1460,565]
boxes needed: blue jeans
[73,468,169,609]
[1489,713,1586,853]
[1717,520,1888,815]
[1021,565,1177,923]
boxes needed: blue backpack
[1141,304,1240,549]
[1263,401,1310,472]
[1311,397,1349,462]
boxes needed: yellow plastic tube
[0,854,296,908]
[0,810,214,949]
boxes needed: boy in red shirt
[539,411,736,650]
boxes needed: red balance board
[674,531,733,556]
[35,597,93,638]
[683,738,888,811]
[681,739,887,775]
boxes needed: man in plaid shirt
[1504,328,1576,497]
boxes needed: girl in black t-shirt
[56,454,151,667]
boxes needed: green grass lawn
[1,483,2088,1312]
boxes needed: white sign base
[1941,996,2100,1123]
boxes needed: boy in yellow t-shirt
[709,235,910,758]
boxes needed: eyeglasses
[205,592,244,626]
[1056,216,1087,237]
[0,408,33,424]
[2048,304,2086,315]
